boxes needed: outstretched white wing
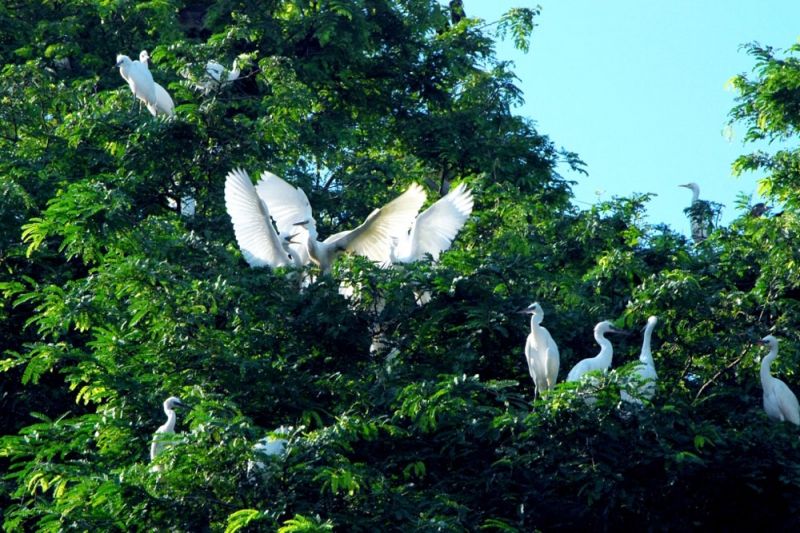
[395,183,473,263]
[224,168,292,268]
[327,183,427,264]
[255,171,316,239]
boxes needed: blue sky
[469,1,800,235]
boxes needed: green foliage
[2,1,800,531]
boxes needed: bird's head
[641,315,658,331]
[679,182,700,193]
[518,302,543,316]
[758,335,778,348]
[163,396,187,411]
[596,320,629,336]
[114,54,131,68]
[139,50,150,64]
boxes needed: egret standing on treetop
[150,396,187,470]
[224,168,298,269]
[256,172,426,274]
[567,320,627,382]
[115,54,157,114]
[679,182,712,243]
[138,50,175,117]
[758,335,800,425]
[621,316,659,405]
[520,302,560,397]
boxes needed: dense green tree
[2,1,800,531]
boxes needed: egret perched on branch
[115,53,156,113]
[758,335,800,425]
[255,172,426,274]
[247,426,290,477]
[520,302,560,397]
[150,396,187,470]
[224,168,299,268]
[203,59,240,92]
[679,182,713,243]
[138,50,175,117]
[567,321,627,382]
[621,316,659,405]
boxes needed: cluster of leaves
[2,1,800,530]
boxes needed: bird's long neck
[760,345,778,386]
[594,331,613,366]
[530,313,543,332]
[690,187,699,204]
[163,408,177,433]
[640,323,655,366]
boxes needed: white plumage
[679,182,711,243]
[224,168,294,268]
[115,53,157,113]
[138,50,175,117]
[759,335,800,425]
[255,173,426,274]
[390,183,473,264]
[567,321,625,382]
[621,316,659,405]
[521,302,560,397]
[247,427,290,476]
[150,396,187,470]
[206,60,240,84]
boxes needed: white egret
[224,168,297,269]
[202,59,240,93]
[758,335,800,425]
[679,182,711,243]
[621,316,658,405]
[167,195,196,217]
[566,320,627,382]
[520,302,560,397]
[386,182,473,305]
[389,183,473,264]
[138,50,176,117]
[150,396,187,470]
[247,426,290,476]
[253,171,316,267]
[115,53,156,113]
[255,171,426,274]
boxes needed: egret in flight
[679,182,712,243]
[520,302,560,397]
[150,396,187,470]
[567,321,627,382]
[115,54,156,113]
[621,316,658,405]
[138,50,175,117]
[224,168,298,268]
[255,172,426,274]
[758,335,800,425]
